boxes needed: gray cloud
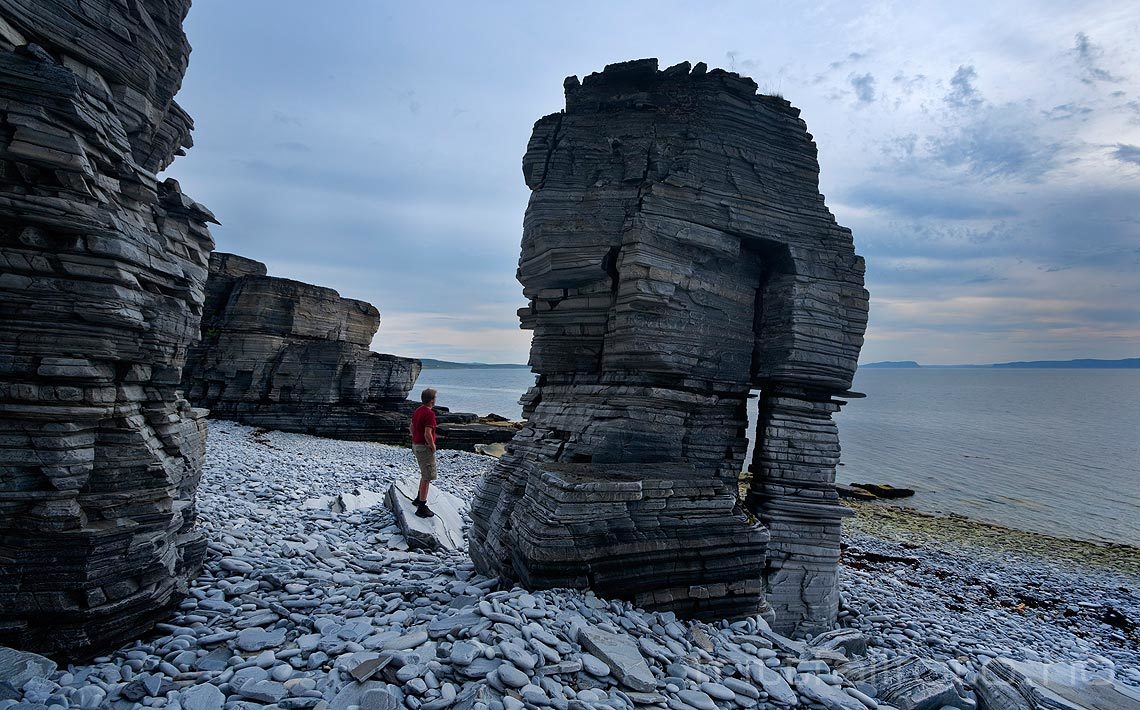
[1072,32,1123,85]
[850,73,876,103]
[926,116,1059,181]
[945,65,982,108]
[1114,144,1140,166]
[1042,103,1092,121]
[847,184,1017,220]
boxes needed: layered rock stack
[470,59,868,633]
[0,1,215,658]
[182,252,423,440]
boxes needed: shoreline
[842,500,1140,574]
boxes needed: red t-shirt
[411,405,437,444]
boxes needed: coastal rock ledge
[181,252,519,451]
[181,252,422,441]
[0,0,214,658]
[470,58,869,636]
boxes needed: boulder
[851,483,916,499]
[840,655,970,710]
[385,479,466,551]
[795,673,867,710]
[576,625,656,692]
[975,658,1140,710]
[469,58,867,631]
[0,647,56,694]
[810,628,867,657]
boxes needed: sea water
[414,368,1140,546]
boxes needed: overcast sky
[170,1,1140,365]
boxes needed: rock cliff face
[182,252,424,439]
[469,59,868,635]
[0,1,214,658]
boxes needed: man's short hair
[421,388,437,404]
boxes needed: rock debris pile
[2,423,1134,710]
[470,59,869,635]
[0,0,214,658]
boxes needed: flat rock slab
[385,479,465,551]
[976,658,1140,710]
[795,673,866,710]
[840,654,970,710]
[0,646,56,690]
[577,625,656,692]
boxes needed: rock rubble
[1,422,1134,710]
[0,0,214,658]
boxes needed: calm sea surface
[414,368,1140,546]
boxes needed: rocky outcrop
[182,252,422,440]
[975,658,1140,710]
[0,1,214,658]
[470,59,868,632]
[183,253,520,450]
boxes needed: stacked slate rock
[182,252,423,441]
[470,59,867,632]
[0,1,215,658]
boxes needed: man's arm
[425,425,436,450]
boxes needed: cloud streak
[172,0,1140,363]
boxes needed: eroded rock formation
[470,59,868,634]
[0,1,214,657]
[182,252,423,439]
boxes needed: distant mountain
[861,360,921,368]
[860,358,1140,369]
[990,358,1140,369]
[419,358,529,369]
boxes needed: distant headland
[420,358,530,369]
[861,358,1140,369]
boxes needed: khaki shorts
[412,444,437,481]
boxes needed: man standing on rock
[410,388,438,518]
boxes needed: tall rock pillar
[469,59,868,630]
[0,1,215,658]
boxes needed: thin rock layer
[470,59,868,633]
[0,1,214,658]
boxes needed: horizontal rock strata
[182,252,423,441]
[470,58,867,630]
[0,0,214,658]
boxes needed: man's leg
[413,446,437,518]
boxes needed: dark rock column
[746,388,852,637]
[0,2,215,658]
[469,59,867,626]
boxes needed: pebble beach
[5,420,1137,709]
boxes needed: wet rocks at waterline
[469,58,869,635]
[0,0,214,658]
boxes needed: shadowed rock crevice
[470,58,867,633]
